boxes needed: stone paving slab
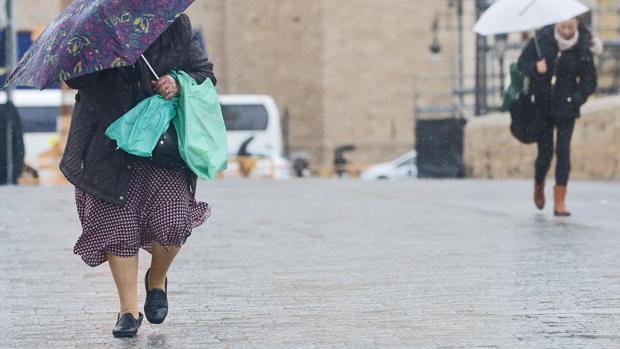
[0,179,619,348]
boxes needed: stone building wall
[464,96,620,181]
[320,0,456,166]
[188,0,456,167]
[18,0,618,177]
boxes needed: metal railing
[413,72,506,120]
[415,39,620,119]
[424,0,620,118]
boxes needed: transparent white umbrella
[474,0,589,56]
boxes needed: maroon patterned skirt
[73,161,210,267]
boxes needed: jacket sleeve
[572,50,597,106]
[517,37,542,79]
[179,15,217,86]
[64,71,100,89]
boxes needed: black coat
[60,14,216,206]
[517,25,597,120]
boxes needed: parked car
[360,150,417,180]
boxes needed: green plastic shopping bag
[105,95,178,157]
[170,70,228,180]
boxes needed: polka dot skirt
[73,161,210,267]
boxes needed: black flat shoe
[144,268,168,324]
[112,312,143,338]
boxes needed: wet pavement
[1,179,619,348]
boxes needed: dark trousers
[535,117,576,186]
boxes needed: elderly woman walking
[517,18,597,216]
[61,13,216,337]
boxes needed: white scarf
[554,26,579,52]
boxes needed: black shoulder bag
[509,36,550,144]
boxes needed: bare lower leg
[107,253,140,319]
[149,241,182,291]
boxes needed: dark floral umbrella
[4,0,195,89]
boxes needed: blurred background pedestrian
[517,18,597,216]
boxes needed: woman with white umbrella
[517,18,597,216]
[475,0,597,216]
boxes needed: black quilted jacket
[517,25,597,120]
[60,14,216,206]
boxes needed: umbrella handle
[140,54,160,80]
[533,31,543,59]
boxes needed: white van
[219,94,290,180]
[0,90,291,179]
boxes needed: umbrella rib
[519,0,537,16]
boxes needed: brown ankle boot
[554,185,571,217]
[534,182,545,210]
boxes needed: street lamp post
[429,15,442,63]
[4,0,15,103]
[494,33,509,97]
[475,0,490,116]
[58,0,74,173]
[429,37,442,63]
[456,0,464,108]
[448,0,464,110]
[4,0,16,184]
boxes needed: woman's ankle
[120,309,141,319]
[147,272,167,291]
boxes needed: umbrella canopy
[474,0,589,35]
[4,0,195,89]
[335,144,356,154]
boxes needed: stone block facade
[16,0,455,169]
[187,1,457,168]
[14,0,619,176]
